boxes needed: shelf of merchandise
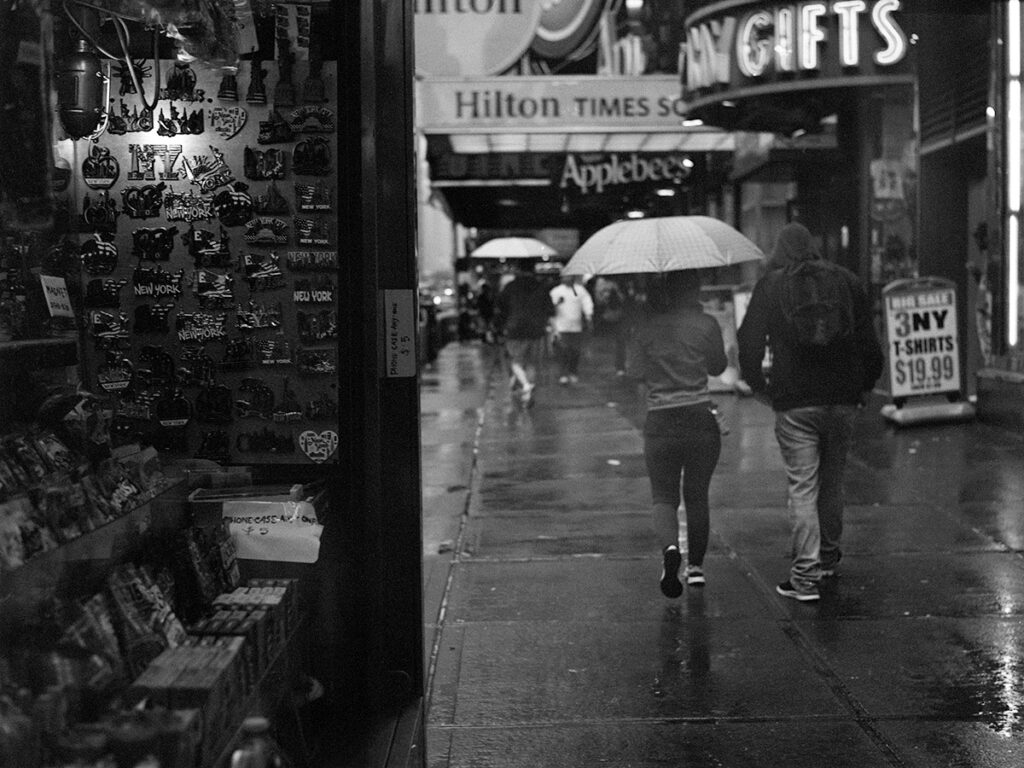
[0,477,189,626]
[212,617,310,768]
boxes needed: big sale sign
[883,277,961,399]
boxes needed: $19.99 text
[893,355,954,388]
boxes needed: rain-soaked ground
[418,336,1024,767]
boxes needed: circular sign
[415,0,544,77]
[530,0,605,60]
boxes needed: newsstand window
[0,1,354,765]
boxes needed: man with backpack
[737,222,883,602]
[496,259,556,407]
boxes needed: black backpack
[779,259,854,353]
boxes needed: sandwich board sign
[880,277,974,425]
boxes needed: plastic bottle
[230,717,295,768]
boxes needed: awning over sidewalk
[418,75,735,228]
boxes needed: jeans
[773,405,855,592]
[644,405,722,565]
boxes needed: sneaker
[558,376,569,385]
[776,580,819,602]
[685,565,705,586]
[660,546,683,598]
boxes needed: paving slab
[873,719,1024,768]
[442,558,771,623]
[741,552,1024,619]
[712,504,1006,557]
[791,617,1024,722]
[427,719,892,768]
[430,618,848,726]
[478,452,649,482]
[461,509,658,557]
[472,475,652,515]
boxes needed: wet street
[418,336,1024,767]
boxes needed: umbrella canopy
[470,236,558,260]
[562,216,764,275]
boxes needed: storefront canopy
[418,75,736,228]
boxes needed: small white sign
[222,499,322,563]
[40,275,74,317]
[383,289,416,378]
[884,282,960,398]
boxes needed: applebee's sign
[682,0,909,105]
[560,153,692,195]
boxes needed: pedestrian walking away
[475,281,497,344]
[549,274,594,384]
[737,222,884,602]
[631,270,727,597]
[495,259,556,407]
[594,277,630,375]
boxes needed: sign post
[880,277,975,425]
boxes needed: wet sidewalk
[419,337,1024,768]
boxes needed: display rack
[211,617,309,768]
[0,477,187,625]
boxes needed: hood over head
[768,222,820,269]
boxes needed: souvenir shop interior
[0,1,418,765]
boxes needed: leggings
[643,404,721,565]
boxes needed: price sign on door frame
[883,277,961,399]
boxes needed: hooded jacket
[737,223,884,410]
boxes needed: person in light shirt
[549,274,594,385]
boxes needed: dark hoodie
[736,223,883,410]
[767,221,819,270]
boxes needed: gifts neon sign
[685,0,907,91]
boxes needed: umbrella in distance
[562,215,764,275]
[471,236,559,260]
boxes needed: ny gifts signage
[681,0,911,110]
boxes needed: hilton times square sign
[415,0,691,130]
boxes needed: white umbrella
[562,215,764,275]
[470,236,558,260]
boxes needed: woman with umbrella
[563,215,764,595]
[632,270,727,595]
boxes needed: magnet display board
[63,58,341,465]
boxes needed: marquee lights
[799,3,828,71]
[737,10,773,78]
[775,6,796,71]
[834,0,867,67]
[871,0,908,66]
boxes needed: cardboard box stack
[127,578,300,765]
